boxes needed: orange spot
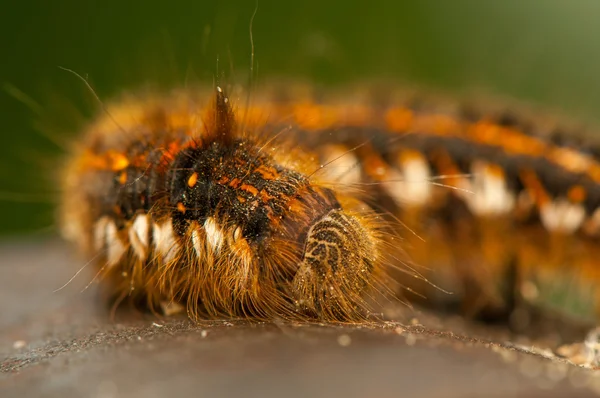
[227,177,240,188]
[362,151,389,181]
[216,175,230,185]
[399,149,425,164]
[385,107,413,132]
[259,189,276,202]
[431,149,462,187]
[519,169,550,208]
[549,147,592,174]
[109,152,130,171]
[177,202,186,214]
[255,165,279,180]
[568,185,587,203]
[187,172,198,188]
[118,171,127,185]
[589,165,600,183]
[159,141,182,167]
[237,195,246,203]
[485,163,505,179]
[469,122,545,157]
[240,184,259,196]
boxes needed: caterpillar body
[60,84,600,325]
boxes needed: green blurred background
[3,0,600,237]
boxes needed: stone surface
[1,239,599,397]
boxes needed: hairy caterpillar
[60,85,394,322]
[60,83,600,326]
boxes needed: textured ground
[1,239,600,397]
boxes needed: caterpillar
[59,82,600,327]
